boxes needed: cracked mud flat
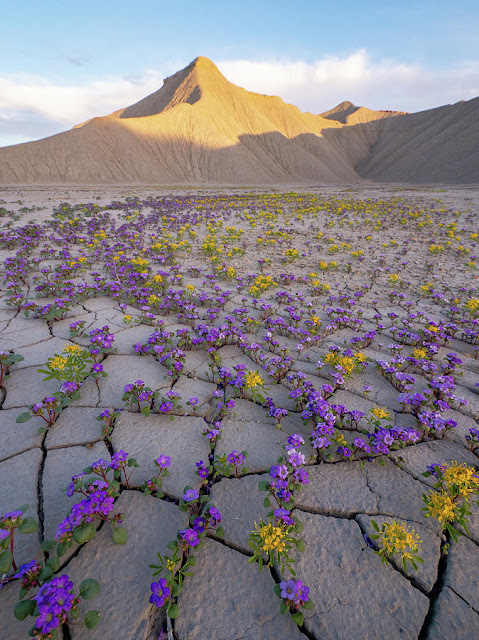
[0,184,478,640]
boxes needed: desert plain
[0,183,478,639]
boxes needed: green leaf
[84,610,100,629]
[73,522,97,545]
[215,526,225,539]
[371,519,380,532]
[16,412,31,423]
[41,539,56,552]
[303,599,314,610]
[188,555,197,567]
[171,583,182,597]
[0,549,13,573]
[167,603,179,619]
[46,556,61,573]
[291,611,304,626]
[18,516,39,534]
[112,526,128,544]
[258,480,269,491]
[14,599,36,621]
[38,561,55,580]
[280,601,288,615]
[294,519,304,534]
[296,539,306,552]
[274,584,281,598]
[80,579,101,600]
[263,497,271,508]
[167,540,178,551]
[57,541,69,557]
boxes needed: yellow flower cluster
[255,521,287,553]
[443,462,479,498]
[49,355,67,371]
[370,407,390,421]
[378,520,421,556]
[424,492,457,525]
[244,371,264,389]
[466,298,479,316]
[324,352,366,374]
[248,275,277,295]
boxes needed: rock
[364,457,442,534]
[175,538,304,640]
[216,417,290,474]
[0,408,42,461]
[0,317,50,350]
[210,474,269,553]
[295,461,378,517]
[45,407,104,448]
[42,441,110,541]
[97,355,171,407]
[171,375,217,417]
[425,586,479,640]
[109,324,158,355]
[290,512,429,639]
[390,440,479,488]
[0,449,42,568]
[2,366,59,409]
[68,491,187,640]
[111,413,209,498]
[14,337,70,369]
[356,513,441,592]
[443,535,479,609]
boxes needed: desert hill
[321,100,406,125]
[0,56,477,184]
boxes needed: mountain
[321,101,407,125]
[0,56,477,184]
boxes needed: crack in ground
[448,586,479,615]
[36,432,48,544]
[353,515,429,596]
[417,534,450,640]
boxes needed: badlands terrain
[0,184,478,639]
[0,56,478,185]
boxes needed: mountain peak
[119,56,225,119]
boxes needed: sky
[1,0,478,147]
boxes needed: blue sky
[1,0,478,147]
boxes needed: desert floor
[0,184,478,640]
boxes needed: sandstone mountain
[0,56,477,184]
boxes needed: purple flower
[274,508,294,525]
[182,489,199,502]
[155,455,171,469]
[206,506,222,526]
[287,434,305,449]
[92,363,103,373]
[195,460,209,479]
[227,450,245,466]
[178,528,200,548]
[110,450,128,469]
[192,516,206,532]
[150,578,170,608]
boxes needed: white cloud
[0,50,478,147]
[218,50,479,114]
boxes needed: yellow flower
[244,371,264,389]
[442,462,479,498]
[63,344,83,354]
[370,407,390,421]
[255,521,287,553]
[49,355,67,370]
[413,348,426,360]
[377,520,421,556]
[424,492,457,525]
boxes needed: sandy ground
[0,185,478,640]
